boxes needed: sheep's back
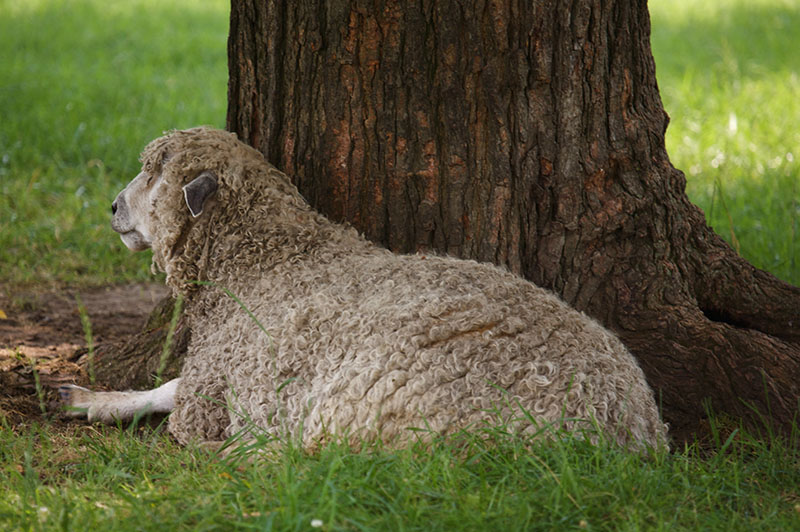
[177,250,667,449]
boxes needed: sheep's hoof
[58,384,91,418]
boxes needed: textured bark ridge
[227,0,800,441]
[93,296,187,390]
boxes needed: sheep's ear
[182,171,218,218]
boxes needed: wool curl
[138,126,669,450]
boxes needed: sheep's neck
[203,209,358,285]
[166,190,372,300]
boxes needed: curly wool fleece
[139,127,668,450]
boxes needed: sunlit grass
[0,0,229,285]
[1,418,799,531]
[651,0,800,284]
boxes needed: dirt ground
[0,283,167,426]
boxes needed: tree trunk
[226,0,800,442]
[93,296,187,390]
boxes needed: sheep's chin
[119,231,151,251]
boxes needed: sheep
[60,126,669,451]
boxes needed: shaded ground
[0,283,167,426]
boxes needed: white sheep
[61,127,668,450]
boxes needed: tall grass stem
[74,294,95,384]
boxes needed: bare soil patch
[0,283,167,426]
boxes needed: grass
[1,419,799,531]
[1,0,799,530]
[0,0,229,286]
[650,0,800,285]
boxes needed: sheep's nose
[111,200,118,215]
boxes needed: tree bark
[93,296,187,390]
[226,0,800,442]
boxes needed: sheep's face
[111,170,164,251]
[112,167,218,252]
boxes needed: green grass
[651,0,800,285]
[1,420,799,531]
[0,0,229,286]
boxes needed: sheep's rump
[170,246,667,449]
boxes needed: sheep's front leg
[59,378,181,423]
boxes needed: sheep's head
[111,168,218,252]
[111,126,311,292]
[111,127,249,261]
